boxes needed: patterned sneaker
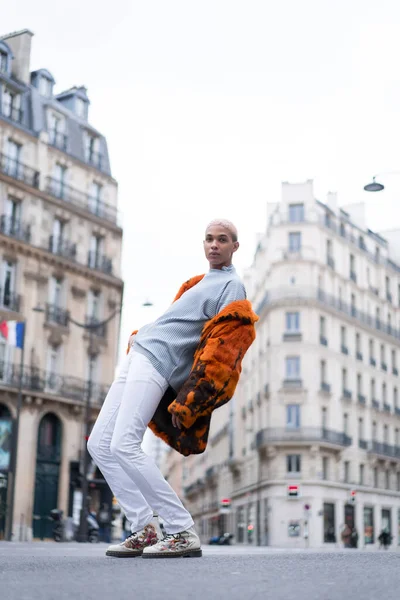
[142,526,202,558]
[106,523,158,557]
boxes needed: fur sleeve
[168,320,256,428]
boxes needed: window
[46,344,61,391]
[52,164,67,198]
[320,360,327,384]
[0,49,8,73]
[358,417,364,440]
[360,464,364,485]
[392,350,397,372]
[343,413,349,435]
[5,139,21,177]
[340,326,347,346]
[89,235,103,268]
[350,254,355,274]
[75,97,86,118]
[394,388,398,409]
[397,473,400,492]
[320,316,326,337]
[351,293,356,315]
[87,353,99,384]
[288,232,301,252]
[285,312,300,332]
[356,333,361,354]
[322,457,329,480]
[385,470,390,490]
[84,132,100,164]
[342,368,347,392]
[285,356,300,380]
[380,344,385,365]
[376,307,380,326]
[357,374,362,395]
[383,383,387,403]
[39,76,53,97]
[369,339,374,360]
[326,239,333,262]
[395,428,399,447]
[51,218,64,252]
[48,112,66,147]
[4,196,21,235]
[88,182,103,216]
[344,461,350,483]
[386,276,391,300]
[322,407,328,429]
[1,260,16,309]
[286,454,301,473]
[371,378,376,399]
[288,203,304,222]
[286,404,300,429]
[384,424,389,444]
[49,276,63,307]
[372,421,377,440]
[87,289,101,320]
[374,467,378,488]
[2,88,21,121]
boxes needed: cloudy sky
[3,0,400,361]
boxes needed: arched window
[0,404,11,418]
[37,413,62,462]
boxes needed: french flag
[0,320,25,349]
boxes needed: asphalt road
[1,542,400,600]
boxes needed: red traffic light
[350,490,356,496]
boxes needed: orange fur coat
[129,275,258,456]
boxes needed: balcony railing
[45,303,70,327]
[1,105,23,124]
[85,316,107,338]
[350,271,357,283]
[320,335,328,346]
[393,367,399,376]
[372,399,380,410]
[255,287,400,342]
[342,389,352,400]
[46,177,118,225]
[0,361,109,406]
[320,382,331,393]
[387,292,393,304]
[49,235,77,260]
[0,215,31,243]
[327,255,335,269]
[359,439,368,449]
[370,357,376,366]
[381,362,388,372]
[48,129,68,151]
[87,251,112,275]
[358,394,366,405]
[383,403,391,413]
[368,441,400,460]
[255,427,352,449]
[0,288,21,313]
[395,407,400,416]
[87,151,103,170]
[341,345,349,355]
[0,153,40,188]
[356,351,363,361]
[282,378,302,389]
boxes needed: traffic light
[350,490,356,504]
[220,498,231,508]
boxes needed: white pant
[87,350,194,534]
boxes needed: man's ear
[233,241,239,253]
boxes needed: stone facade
[0,30,123,540]
[164,180,400,549]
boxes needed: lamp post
[32,305,121,542]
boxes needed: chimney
[1,29,34,84]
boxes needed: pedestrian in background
[88,220,257,558]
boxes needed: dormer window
[0,50,8,73]
[84,132,102,168]
[39,76,53,97]
[75,97,86,118]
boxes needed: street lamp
[364,171,400,192]
[32,305,121,542]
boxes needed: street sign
[287,484,300,498]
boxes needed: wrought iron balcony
[387,292,393,303]
[0,153,40,188]
[1,105,23,124]
[372,399,380,410]
[350,270,357,283]
[255,427,352,449]
[0,288,21,312]
[342,389,352,400]
[283,331,302,341]
[356,351,363,361]
[320,382,331,393]
[341,345,349,355]
[383,403,391,413]
[368,441,400,460]
[282,378,302,389]
[48,129,68,151]
[87,251,112,274]
[359,439,368,450]
[0,215,31,243]
[46,176,118,225]
[320,335,328,346]
[85,316,107,338]
[358,394,366,405]
[327,255,335,269]
[381,362,388,372]
[0,361,109,406]
[395,407,400,416]
[370,357,376,367]
[45,303,70,327]
[393,367,399,376]
[48,235,77,260]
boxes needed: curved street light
[364,171,400,192]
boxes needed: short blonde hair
[205,219,238,242]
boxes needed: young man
[88,219,257,558]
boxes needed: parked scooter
[208,532,234,545]
[49,509,100,543]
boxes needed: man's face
[203,225,239,269]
